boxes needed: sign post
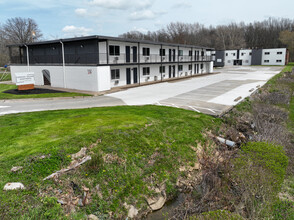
[15,72,35,91]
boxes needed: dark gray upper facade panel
[251,49,263,65]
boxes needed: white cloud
[62,25,93,37]
[132,27,149,33]
[129,10,158,20]
[172,0,192,9]
[75,8,87,16]
[89,0,154,10]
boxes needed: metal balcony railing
[10,53,212,65]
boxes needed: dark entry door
[126,46,130,63]
[194,64,196,74]
[132,47,137,63]
[169,49,172,62]
[133,68,138,84]
[42,69,51,85]
[169,65,172,78]
[196,64,199,74]
[172,65,176,77]
[126,68,131,84]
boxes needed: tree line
[1,17,294,66]
[120,17,294,61]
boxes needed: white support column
[60,40,66,88]
[24,45,30,72]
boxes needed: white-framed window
[178,65,183,71]
[226,53,228,56]
[188,64,192,70]
[276,60,282,63]
[143,67,150,75]
[277,52,283,55]
[143,48,150,56]
[178,50,183,56]
[200,64,204,69]
[264,60,269,63]
[189,50,192,56]
[111,69,120,80]
[159,49,165,56]
[249,52,252,55]
[109,45,120,56]
[265,52,270,55]
[159,66,165,73]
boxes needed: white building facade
[8,35,214,92]
[212,48,288,67]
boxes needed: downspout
[24,45,30,71]
[60,40,66,88]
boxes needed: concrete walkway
[0,66,283,116]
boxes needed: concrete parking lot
[0,66,283,116]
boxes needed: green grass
[0,105,219,219]
[0,84,90,99]
[0,72,11,81]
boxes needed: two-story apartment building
[8,35,214,92]
[212,48,289,67]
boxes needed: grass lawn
[0,72,11,81]
[0,105,219,219]
[0,84,90,99]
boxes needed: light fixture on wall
[80,45,84,48]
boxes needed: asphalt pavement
[0,66,283,116]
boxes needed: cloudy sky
[0,0,293,40]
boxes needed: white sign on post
[15,72,35,86]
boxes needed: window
[277,52,283,55]
[265,52,270,55]
[111,69,120,80]
[188,64,192,70]
[276,60,282,63]
[143,67,150,75]
[226,53,228,56]
[178,50,183,56]
[264,60,269,63]
[249,52,252,55]
[200,64,204,69]
[241,53,245,56]
[159,66,165,73]
[232,53,236,56]
[109,45,120,56]
[178,65,183,71]
[143,48,150,56]
[159,49,165,56]
[189,50,192,56]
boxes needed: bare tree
[0,17,42,44]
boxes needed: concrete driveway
[0,66,283,116]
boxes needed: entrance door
[132,47,137,63]
[42,69,51,85]
[133,68,138,84]
[126,46,130,63]
[169,49,172,62]
[126,68,131,84]
[196,64,199,74]
[172,65,176,77]
[194,64,196,74]
[169,65,172,78]
[173,50,176,61]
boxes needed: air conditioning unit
[145,57,150,62]
[154,76,158,81]
[185,72,188,76]
[114,80,119,85]
[113,57,119,63]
